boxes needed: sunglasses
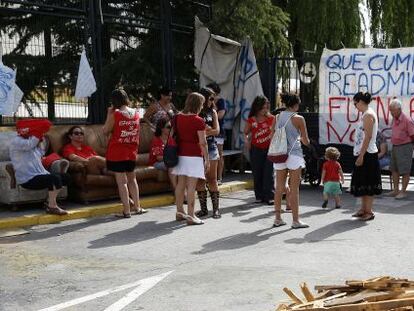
[72,131,84,136]
[208,97,215,101]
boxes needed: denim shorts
[209,145,219,161]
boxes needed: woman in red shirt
[103,88,146,218]
[171,92,209,225]
[62,126,107,175]
[244,96,275,205]
[148,117,177,190]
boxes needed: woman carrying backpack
[273,93,310,229]
[244,96,275,205]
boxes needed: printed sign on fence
[319,47,414,145]
[0,63,17,116]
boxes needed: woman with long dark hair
[195,87,221,218]
[103,88,146,218]
[244,96,275,205]
[350,91,382,221]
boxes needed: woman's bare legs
[217,144,224,183]
[114,172,131,215]
[126,171,141,211]
[186,177,199,217]
[274,169,288,222]
[175,175,187,214]
[289,168,302,223]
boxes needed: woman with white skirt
[172,92,209,225]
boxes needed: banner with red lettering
[319,47,414,145]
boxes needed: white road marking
[104,271,173,311]
[38,271,173,311]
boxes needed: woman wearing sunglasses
[195,87,221,219]
[62,126,107,175]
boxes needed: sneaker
[291,221,309,229]
[273,219,287,227]
[218,179,223,186]
[383,191,398,197]
[322,200,328,208]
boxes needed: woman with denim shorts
[195,87,222,219]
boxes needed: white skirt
[171,156,205,179]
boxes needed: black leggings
[21,173,70,191]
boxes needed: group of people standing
[9,85,414,227]
[145,84,227,225]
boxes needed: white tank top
[353,107,378,156]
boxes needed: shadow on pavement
[0,216,114,244]
[88,220,186,249]
[192,227,292,254]
[284,219,368,244]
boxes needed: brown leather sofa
[46,122,171,203]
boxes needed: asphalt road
[1,187,413,311]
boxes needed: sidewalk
[0,173,253,230]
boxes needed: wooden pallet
[276,277,414,311]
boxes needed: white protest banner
[0,63,17,116]
[319,47,414,146]
[194,16,241,131]
[75,49,96,100]
[232,38,264,148]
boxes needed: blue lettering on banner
[323,50,414,97]
[0,68,14,103]
[328,71,342,94]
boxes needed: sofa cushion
[0,131,16,162]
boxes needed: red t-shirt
[247,115,275,149]
[176,114,206,157]
[106,108,140,161]
[323,160,342,182]
[148,136,175,165]
[62,143,97,160]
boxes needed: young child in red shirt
[321,147,344,209]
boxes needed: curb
[0,180,253,230]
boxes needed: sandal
[131,208,148,215]
[352,210,365,217]
[186,215,204,226]
[360,213,375,221]
[115,211,131,218]
[45,206,68,216]
[176,211,188,221]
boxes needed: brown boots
[195,190,221,219]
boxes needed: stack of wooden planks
[276,276,414,311]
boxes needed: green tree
[274,0,362,57]
[209,0,290,55]
[367,0,414,48]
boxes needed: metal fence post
[44,29,55,121]
[160,0,174,89]
[88,0,105,124]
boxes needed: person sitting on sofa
[149,117,178,190]
[62,126,108,175]
[9,126,69,215]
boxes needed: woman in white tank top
[350,92,382,221]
